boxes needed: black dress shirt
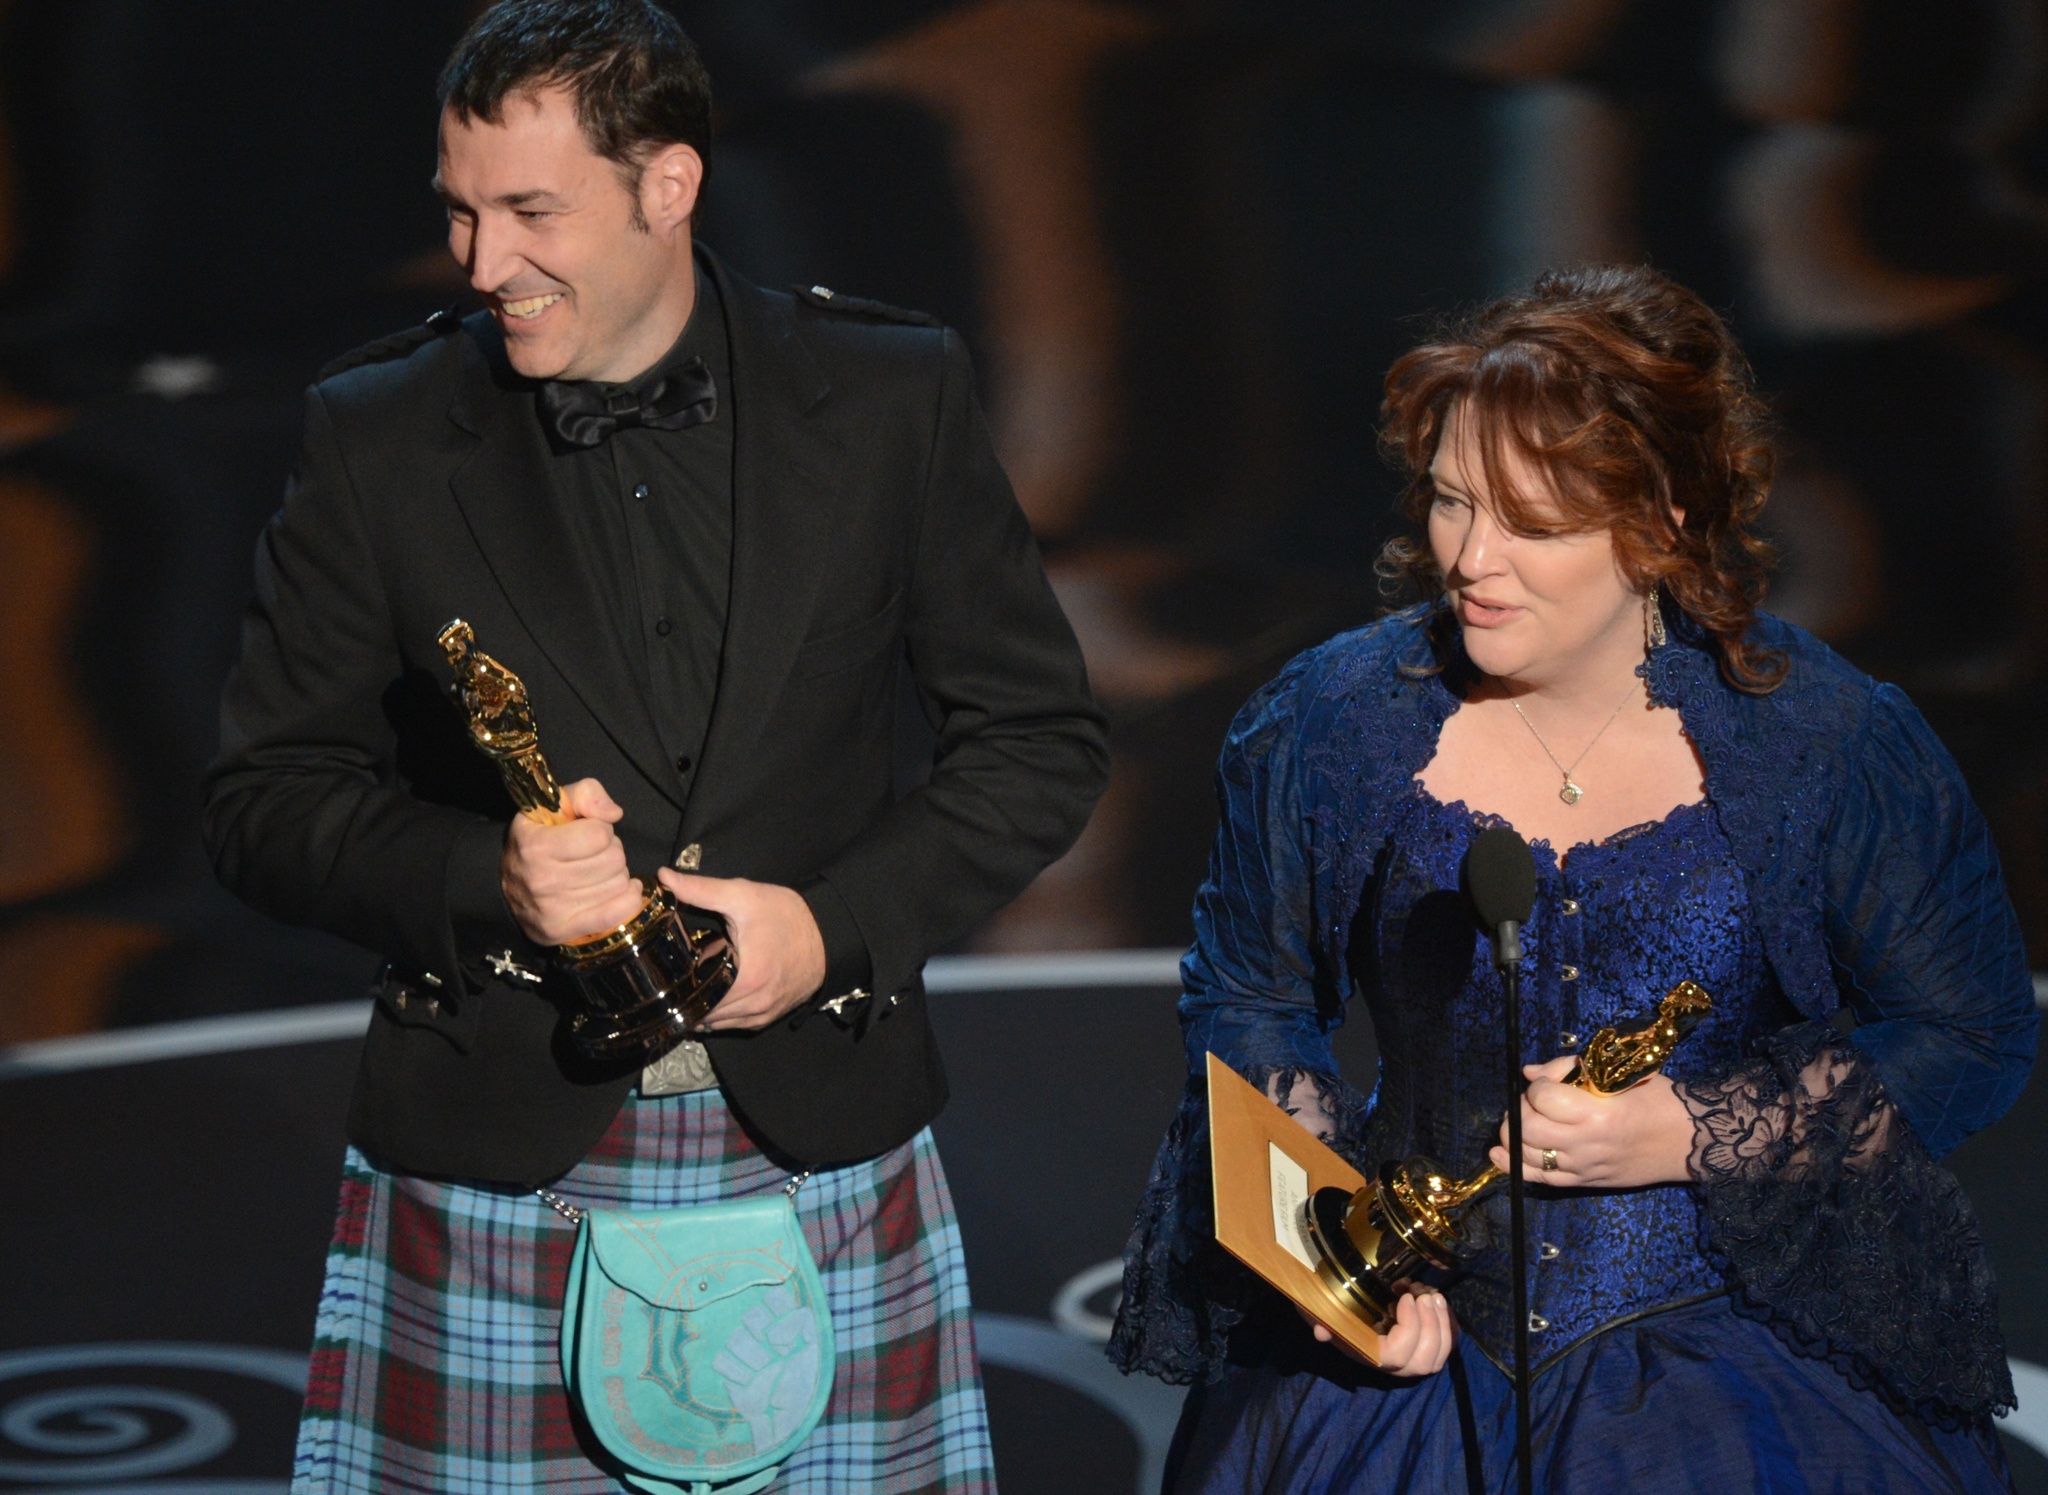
[548,269,733,797]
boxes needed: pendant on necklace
[1559,778,1584,805]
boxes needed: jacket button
[1559,964,1579,981]
[675,755,692,775]
[1559,1031,1579,1049]
[655,617,672,637]
[1539,1241,1560,1261]
[633,483,650,500]
[1529,1312,1550,1333]
[1560,898,1580,915]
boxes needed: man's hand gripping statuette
[437,619,736,1063]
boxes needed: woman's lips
[1456,595,1522,627]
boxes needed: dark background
[0,0,2044,1490]
[7,0,2048,1024]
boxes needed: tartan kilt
[292,1087,995,1494]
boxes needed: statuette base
[557,888,734,1066]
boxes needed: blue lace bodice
[1366,789,1795,1367]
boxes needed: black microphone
[1466,825,1536,967]
[1462,824,1537,1495]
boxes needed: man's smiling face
[436,85,699,383]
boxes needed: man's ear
[640,143,704,235]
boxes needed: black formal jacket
[202,247,1110,1188]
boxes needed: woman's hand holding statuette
[1490,1056,1695,1188]
[1298,1284,1455,1377]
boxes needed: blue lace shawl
[1108,601,2037,1415]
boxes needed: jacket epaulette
[792,284,943,329]
[316,306,464,382]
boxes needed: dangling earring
[1646,582,1668,650]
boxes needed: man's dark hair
[439,0,713,202]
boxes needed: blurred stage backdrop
[2,1,2048,1492]
[9,0,2048,1025]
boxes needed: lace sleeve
[1108,1066,1366,1385]
[1675,1020,2013,1417]
[1109,655,1372,1384]
[1817,682,2035,1157]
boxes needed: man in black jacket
[202,3,1107,1488]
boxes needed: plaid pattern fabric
[293,1089,995,1493]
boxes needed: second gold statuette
[1304,980,1713,1332]
[438,619,736,1064]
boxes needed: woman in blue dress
[1109,265,2036,1492]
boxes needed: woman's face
[1427,402,1645,684]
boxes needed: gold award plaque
[1205,1052,1381,1365]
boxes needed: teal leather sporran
[550,1176,836,1495]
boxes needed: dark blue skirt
[1167,1297,2013,1494]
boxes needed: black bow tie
[537,357,717,448]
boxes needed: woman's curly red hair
[1379,264,1784,690]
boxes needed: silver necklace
[1510,681,1640,805]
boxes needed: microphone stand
[1496,915,1533,1495]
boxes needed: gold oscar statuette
[437,619,736,1063]
[1303,980,1714,1331]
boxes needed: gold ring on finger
[1541,1148,1560,1171]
